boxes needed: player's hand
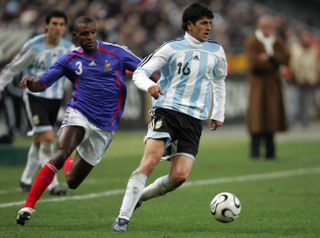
[148,85,163,99]
[209,119,223,131]
[19,76,35,89]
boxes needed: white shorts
[60,108,114,166]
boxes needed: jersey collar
[185,32,203,48]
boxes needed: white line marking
[1,167,320,209]
[0,178,125,195]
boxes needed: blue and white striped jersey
[0,34,74,99]
[133,32,227,122]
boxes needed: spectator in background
[244,15,289,160]
[0,10,74,195]
[289,27,320,126]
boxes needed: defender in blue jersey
[113,3,227,231]
[0,10,74,195]
[16,16,141,226]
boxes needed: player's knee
[51,149,70,168]
[170,174,187,188]
[55,144,73,159]
[66,177,79,189]
[144,163,157,174]
[139,153,161,175]
[139,160,157,175]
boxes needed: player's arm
[210,48,228,130]
[20,57,67,92]
[132,45,171,99]
[0,44,35,92]
[19,76,45,92]
[209,77,225,131]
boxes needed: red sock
[24,162,59,208]
[63,156,73,177]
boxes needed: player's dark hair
[73,16,95,32]
[45,10,68,25]
[181,3,214,31]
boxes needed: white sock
[20,143,40,184]
[39,143,60,190]
[140,175,171,202]
[118,172,148,220]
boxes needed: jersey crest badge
[205,66,213,79]
[104,60,111,71]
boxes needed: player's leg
[16,125,84,225]
[140,155,193,203]
[19,93,42,192]
[64,151,93,189]
[22,93,66,195]
[112,138,165,231]
[139,109,200,203]
[63,118,115,189]
[20,142,40,192]
[35,130,67,195]
[113,108,185,231]
[24,126,84,207]
[121,138,165,216]
[168,155,193,188]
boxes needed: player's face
[46,17,66,42]
[187,16,212,42]
[74,22,97,53]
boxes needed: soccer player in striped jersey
[0,10,74,196]
[16,15,141,225]
[112,3,227,231]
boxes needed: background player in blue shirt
[16,15,141,225]
[112,3,227,231]
[0,10,74,195]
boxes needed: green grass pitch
[0,131,319,238]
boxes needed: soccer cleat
[16,207,35,225]
[20,182,32,193]
[49,185,67,196]
[112,217,130,232]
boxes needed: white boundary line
[1,167,320,209]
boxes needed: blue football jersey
[39,41,141,131]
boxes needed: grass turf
[0,131,319,238]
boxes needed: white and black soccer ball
[209,192,241,223]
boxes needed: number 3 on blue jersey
[75,61,83,75]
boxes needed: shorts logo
[32,115,40,125]
[155,119,163,129]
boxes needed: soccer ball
[209,192,241,223]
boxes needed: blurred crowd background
[0,0,320,143]
[1,0,320,57]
